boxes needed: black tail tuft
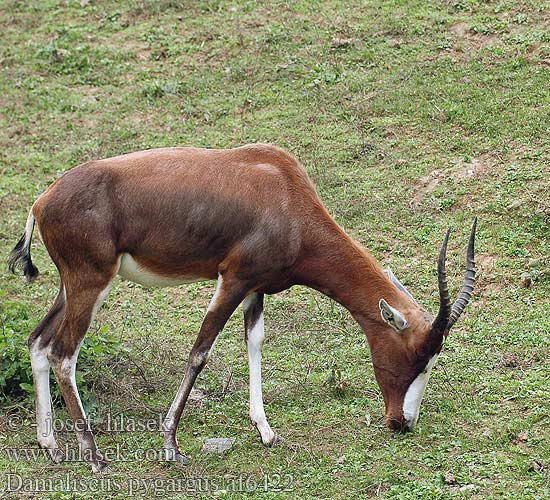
[8,232,39,283]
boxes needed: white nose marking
[402,354,439,428]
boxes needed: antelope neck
[296,226,408,326]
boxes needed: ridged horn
[432,228,452,334]
[447,217,477,329]
[432,218,477,334]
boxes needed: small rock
[520,272,532,288]
[336,454,346,465]
[444,472,457,485]
[331,37,354,49]
[388,39,401,48]
[459,484,476,492]
[201,438,234,454]
[507,199,523,211]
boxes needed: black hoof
[165,448,190,465]
[264,433,283,447]
[91,460,110,473]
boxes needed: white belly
[118,253,203,288]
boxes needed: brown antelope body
[9,144,476,472]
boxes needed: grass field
[1,0,549,498]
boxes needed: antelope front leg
[162,275,247,463]
[243,293,277,446]
[162,351,207,465]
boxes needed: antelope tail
[8,209,39,282]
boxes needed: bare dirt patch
[411,169,443,206]
[411,155,494,207]
[501,353,523,369]
[452,155,494,181]
[449,22,499,47]
[446,22,500,60]
[477,253,498,274]
[450,22,469,38]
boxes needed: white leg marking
[203,275,224,360]
[207,275,223,312]
[244,295,276,446]
[403,354,439,428]
[29,343,57,450]
[90,280,113,326]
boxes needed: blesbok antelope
[9,144,476,472]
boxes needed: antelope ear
[379,298,408,332]
[385,268,416,302]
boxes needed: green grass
[1,0,549,498]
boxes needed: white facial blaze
[402,354,439,427]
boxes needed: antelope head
[372,219,477,432]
